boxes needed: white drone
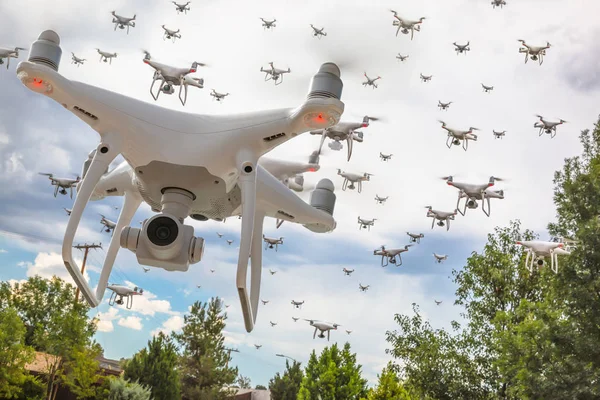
[39,172,80,198]
[260,18,277,30]
[491,0,506,8]
[358,216,376,231]
[269,269,277,275]
[71,52,85,66]
[516,240,570,273]
[292,317,299,322]
[270,321,277,327]
[359,283,370,292]
[534,115,567,138]
[107,284,143,309]
[310,116,378,162]
[433,253,448,263]
[99,214,117,233]
[96,48,117,64]
[64,208,72,216]
[375,194,388,205]
[390,11,425,40]
[518,40,550,65]
[305,319,340,341]
[291,300,304,309]
[254,344,262,349]
[441,175,505,217]
[438,120,479,151]
[162,25,182,42]
[380,152,393,161]
[210,269,215,273]
[226,240,234,246]
[216,232,223,238]
[453,42,470,55]
[260,62,290,85]
[338,170,373,193]
[425,206,457,231]
[173,1,191,14]
[396,54,409,62]
[420,73,432,82]
[346,330,352,335]
[342,268,354,276]
[362,73,381,89]
[435,300,442,305]
[438,101,452,110]
[142,50,205,106]
[482,83,494,93]
[210,89,230,102]
[0,46,27,69]
[143,267,150,273]
[261,300,270,306]
[493,130,506,139]
[310,25,327,39]
[263,235,284,251]
[407,232,424,244]
[19,30,344,333]
[110,11,136,34]
[375,244,413,267]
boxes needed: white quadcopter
[438,120,478,151]
[425,206,457,231]
[0,46,26,69]
[516,240,570,273]
[441,175,505,217]
[310,25,327,39]
[358,216,376,231]
[482,83,494,93]
[390,11,425,40]
[380,153,393,161]
[269,321,277,327]
[39,173,80,198]
[396,54,409,62]
[433,253,448,263]
[291,300,304,309]
[210,269,215,273]
[162,25,182,42]
[434,300,442,305]
[438,101,452,110]
[143,267,150,273]
[226,240,234,246]
[453,42,470,55]
[210,89,230,102]
[493,130,506,139]
[107,284,143,309]
[310,116,378,162]
[18,30,345,333]
[534,115,567,138]
[269,269,277,275]
[304,319,340,341]
[110,11,136,34]
[342,268,354,276]
[518,40,551,65]
[359,284,370,292]
[64,208,72,216]
[142,50,205,106]
[420,73,432,82]
[254,344,262,349]
[260,62,290,85]
[261,299,269,305]
[362,73,381,89]
[99,214,117,233]
[491,0,506,8]
[260,18,277,30]
[71,52,85,66]
[292,317,299,322]
[375,195,388,205]
[216,232,223,238]
[346,330,352,335]
[173,1,191,14]
[96,48,117,64]
[375,244,413,267]
[407,232,424,244]
[263,235,284,251]
[338,170,373,193]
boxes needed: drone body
[0,46,27,69]
[210,269,215,273]
[518,40,550,65]
[433,253,448,263]
[491,0,506,8]
[96,48,117,64]
[358,216,377,231]
[110,11,136,34]
[143,267,150,273]
[375,244,413,267]
[359,284,370,292]
[375,195,388,205]
[39,173,80,198]
[438,101,452,110]
[534,115,566,138]
[425,206,457,231]
[407,232,424,244]
[263,235,284,251]
[346,330,352,335]
[261,62,290,85]
[310,24,327,39]
[442,175,504,217]
[435,300,442,305]
[420,73,432,82]
[216,232,223,238]
[342,268,354,276]
[173,1,191,14]
[71,52,85,66]
[390,11,425,40]
[260,18,277,30]
[482,83,494,93]
[396,54,409,62]
[516,240,569,273]
[269,321,277,327]
[493,130,506,139]
[379,152,393,161]
[438,121,479,151]
[107,284,143,309]
[311,116,378,162]
[291,300,304,309]
[254,344,262,349]
[338,170,373,193]
[210,89,230,102]
[269,269,277,275]
[292,317,299,322]
[162,25,182,42]
[453,42,470,55]
[362,73,381,89]
[226,240,234,246]
[99,214,117,234]
[305,319,340,341]
[261,300,270,306]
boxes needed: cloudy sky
[1,0,599,387]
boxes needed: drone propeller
[38,172,53,177]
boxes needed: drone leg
[463,138,469,151]
[524,53,528,64]
[483,196,491,217]
[114,23,117,32]
[342,179,348,191]
[313,327,317,339]
[358,181,362,193]
[552,252,558,274]
[127,296,132,309]
[108,291,116,306]
[456,194,465,216]
[446,136,452,149]
[410,28,414,40]
[381,255,386,267]
[346,136,354,162]
[431,217,435,230]
[179,82,189,106]
[551,130,556,139]
[54,185,59,197]
[446,218,451,231]
[525,250,532,272]
[398,255,402,267]
[70,186,74,199]
[276,219,284,229]
[318,132,327,155]
[328,330,330,341]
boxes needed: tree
[297,342,368,400]
[0,307,34,399]
[62,344,103,399]
[269,360,303,400]
[255,385,267,390]
[236,375,251,389]
[367,363,413,400]
[123,332,180,400]
[174,298,238,399]
[107,376,151,400]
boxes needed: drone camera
[28,30,62,71]
[307,63,343,100]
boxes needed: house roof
[25,351,61,374]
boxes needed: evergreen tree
[366,363,412,400]
[0,307,34,399]
[269,360,303,400]
[255,384,267,390]
[107,376,152,400]
[236,375,251,389]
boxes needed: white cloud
[0,249,7,253]
[118,316,143,331]
[95,307,120,333]
[150,315,185,337]
[120,281,180,317]
[22,252,91,284]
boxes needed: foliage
[174,298,237,400]
[107,376,152,400]
[269,360,304,400]
[297,342,368,400]
[62,344,103,399]
[9,374,45,400]
[255,384,267,390]
[366,363,412,400]
[0,307,34,399]
[124,332,180,400]
[236,375,251,389]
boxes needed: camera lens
[147,216,179,246]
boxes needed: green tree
[255,384,267,390]
[269,360,303,400]
[366,363,412,400]
[123,332,180,400]
[174,298,238,399]
[62,344,103,399]
[107,376,151,400]
[297,342,368,400]
[0,307,34,399]
[236,375,251,389]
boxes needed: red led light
[362,123,368,127]
[308,168,316,172]
[32,78,44,87]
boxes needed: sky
[1,0,600,388]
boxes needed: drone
[534,115,567,138]
[292,317,299,322]
[407,232,424,244]
[142,50,205,106]
[338,170,373,193]
[435,300,442,305]
[396,54,409,62]
[258,152,320,202]
[38,173,80,198]
[110,11,136,34]
[19,31,345,333]
[260,62,291,85]
[261,300,270,305]
[304,319,340,341]
[226,240,234,246]
[143,267,150,273]
[64,208,72,216]
[375,195,388,205]
[217,232,223,238]
[210,89,230,102]
[493,130,506,139]
[162,25,182,42]
[196,284,201,288]
[310,24,327,39]
[291,300,304,309]
[390,11,425,40]
[254,344,262,349]
[210,269,215,273]
[346,330,352,335]
[438,120,479,151]
[260,18,277,30]
[425,206,457,231]
[99,214,117,234]
[516,240,570,273]
[453,42,470,55]
[438,101,452,110]
[518,40,551,65]
[420,73,432,82]
[375,244,413,267]
[173,1,191,14]
[310,116,379,162]
[380,153,393,161]
[107,284,143,309]
[482,83,494,93]
[359,284,370,292]
[433,253,448,263]
[269,269,277,275]
[263,235,284,251]
[491,0,506,8]
[96,48,117,64]
[71,52,85,66]
[362,73,381,89]
[342,268,354,276]
[269,321,277,327]
[358,217,377,231]
[442,175,505,217]
[0,46,26,69]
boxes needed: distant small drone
[438,101,452,110]
[380,153,393,161]
[346,330,352,335]
[210,89,230,102]
[260,62,291,85]
[173,1,191,14]
[270,321,277,327]
[196,285,201,289]
[362,73,381,89]
[260,18,277,30]
[453,42,470,55]
[343,268,354,276]
[305,319,340,341]
[110,11,136,34]
[407,232,424,244]
[210,269,215,273]
[338,170,373,193]
[96,48,117,64]
[359,284,370,292]
[292,317,299,322]
[64,208,72,216]
[375,195,388,205]
[482,83,494,93]
[518,40,551,65]
[435,300,442,305]
[358,217,377,231]
[261,299,269,305]
[425,206,457,231]
[396,53,409,62]
[71,52,85,66]
[99,214,117,234]
[269,269,277,275]
[534,115,567,138]
[143,267,150,273]
[493,130,506,139]
[491,0,506,8]
[516,240,570,273]
[291,300,304,309]
[310,24,327,38]
[433,253,448,263]
[254,344,262,349]
[375,244,413,267]
[310,116,378,162]
[442,175,505,217]
[390,11,425,40]
[420,73,433,82]
[162,25,181,42]
[263,235,284,251]
[107,284,143,309]
[438,120,479,151]
[0,46,26,69]
[216,232,223,238]
[38,173,80,198]
[226,240,234,246]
